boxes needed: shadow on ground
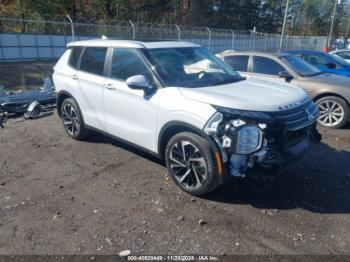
[85,130,350,214]
[84,130,163,164]
[207,142,350,214]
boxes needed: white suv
[53,39,321,196]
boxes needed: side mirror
[278,70,292,79]
[126,75,154,95]
[326,62,337,69]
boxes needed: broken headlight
[231,125,263,154]
[204,112,223,134]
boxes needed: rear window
[80,47,108,76]
[68,46,83,69]
[223,55,249,72]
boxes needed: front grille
[269,100,319,131]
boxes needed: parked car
[53,40,321,196]
[285,50,350,77]
[217,51,350,128]
[330,49,350,63]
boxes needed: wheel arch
[158,121,224,184]
[158,121,221,158]
[313,92,349,106]
[56,90,74,117]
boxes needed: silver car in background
[330,49,350,63]
[217,51,350,128]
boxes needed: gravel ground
[0,114,349,255]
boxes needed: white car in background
[330,49,350,63]
[53,39,321,196]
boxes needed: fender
[56,90,75,117]
[158,121,226,184]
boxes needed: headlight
[233,125,263,154]
[204,112,223,134]
[213,105,275,123]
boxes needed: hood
[307,73,350,86]
[178,76,308,112]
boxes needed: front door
[103,48,159,152]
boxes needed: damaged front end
[204,99,321,179]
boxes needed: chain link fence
[0,17,327,92]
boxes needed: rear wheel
[60,98,88,140]
[316,96,349,129]
[165,132,219,196]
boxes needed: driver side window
[111,48,154,83]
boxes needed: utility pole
[279,0,290,52]
[345,16,350,48]
[327,0,339,50]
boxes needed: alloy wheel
[61,103,80,136]
[169,141,207,190]
[317,100,345,127]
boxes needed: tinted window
[303,54,329,67]
[111,48,153,82]
[253,56,285,75]
[336,52,350,60]
[282,55,321,77]
[69,46,83,69]
[80,47,107,75]
[224,55,249,72]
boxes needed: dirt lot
[0,113,349,255]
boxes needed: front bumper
[259,123,321,166]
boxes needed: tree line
[0,0,349,37]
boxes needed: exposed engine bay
[204,101,322,178]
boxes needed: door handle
[72,75,78,80]
[105,83,116,90]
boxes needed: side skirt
[84,124,161,160]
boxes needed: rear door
[76,46,108,130]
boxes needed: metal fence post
[66,15,75,41]
[206,27,211,51]
[175,24,181,40]
[129,20,136,39]
[250,28,256,51]
[231,30,235,50]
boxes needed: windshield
[144,47,242,88]
[282,55,322,77]
[328,53,350,67]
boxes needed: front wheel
[165,132,219,196]
[316,96,349,129]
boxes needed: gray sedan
[217,51,350,128]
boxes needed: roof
[330,49,350,53]
[285,50,325,54]
[217,50,290,58]
[67,39,201,49]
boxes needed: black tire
[165,132,219,196]
[60,98,89,140]
[316,96,349,129]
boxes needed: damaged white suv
[53,40,321,196]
